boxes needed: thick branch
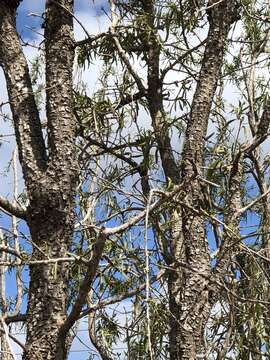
[0,2,47,189]
[58,232,107,338]
[142,1,179,184]
[0,197,27,220]
[5,313,27,325]
[175,1,239,357]
[182,1,239,177]
[45,0,77,177]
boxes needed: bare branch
[5,313,27,325]
[103,184,185,236]
[0,246,22,259]
[58,232,107,337]
[238,187,270,215]
[76,32,108,47]
[0,328,25,351]
[0,317,16,360]
[80,270,164,319]
[0,197,27,220]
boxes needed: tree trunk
[23,191,75,360]
[23,0,77,357]
[169,2,239,359]
[0,1,77,358]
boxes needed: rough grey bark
[215,160,242,275]
[138,1,240,358]
[24,1,77,359]
[169,2,240,359]
[0,3,47,189]
[0,336,13,360]
[0,1,78,359]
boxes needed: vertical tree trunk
[24,1,77,358]
[170,2,239,359]
[141,1,239,358]
[0,1,77,358]
[23,197,75,359]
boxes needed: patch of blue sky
[17,0,44,40]
[16,0,110,42]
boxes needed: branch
[0,245,23,259]
[85,137,140,169]
[115,90,146,110]
[102,185,184,236]
[242,98,270,154]
[0,317,16,360]
[76,32,108,47]
[142,0,180,184]
[44,0,77,174]
[0,328,25,351]
[0,256,88,267]
[50,0,91,41]
[0,197,27,220]
[5,313,27,325]
[238,187,270,215]
[161,39,207,81]
[58,232,107,338]
[0,2,47,187]
[12,147,23,317]
[109,0,146,94]
[80,270,165,319]
[87,290,113,360]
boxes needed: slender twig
[103,183,185,235]
[0,246,23,259]
[76,32,108,47]
[79,270,164,319]
[238,187,270,215]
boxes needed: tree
[1,0,270,359]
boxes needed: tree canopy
[1,0,270,359]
